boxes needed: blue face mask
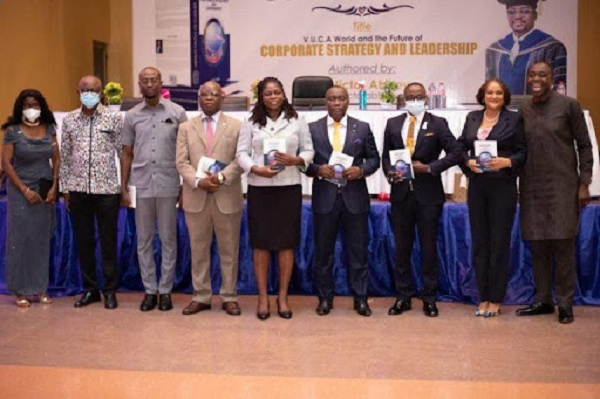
[80,92,100,109]
[406,100,426,116]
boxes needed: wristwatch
[218,172,225,185]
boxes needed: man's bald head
[78,75,102,92]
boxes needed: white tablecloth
[53,109,600,196]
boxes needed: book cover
[474,140,498,172]
[196,156,228,179]
[263,138,286,171]
[326,151,354,186]
[389,149,414,181]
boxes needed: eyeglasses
[405,95,427,101]
[507,7,534,17]
[199,92,221,98]
[140,77,159,84]
[80,89,101,95]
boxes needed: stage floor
[0,293,598,398]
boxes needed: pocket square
[162,118,174,124]
[424,132,435,137]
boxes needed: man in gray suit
[176,82,244,316]
[121,67,188,312]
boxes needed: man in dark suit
[306,86,380,317]
[382,82,462,317]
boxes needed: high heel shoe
[16,296,30,308]
[276,298,293,319]
[256,299,270,321]
[39,293,53,304]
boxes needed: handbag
[38,178,54,200]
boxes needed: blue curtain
[0,201,598,305]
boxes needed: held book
[389,149,414,181]
[263,138,286,171]
[326,151,354,186]
[196,156,228,179]
[474,140,497,172]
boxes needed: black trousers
[69,192,120,294]
[313,194,369,301]
[530,238,576,308]
[391,193,442,302]
[467,175,517,303]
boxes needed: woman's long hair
[1,89,56,131]
[250,77,297,127]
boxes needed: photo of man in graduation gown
[485,0,567,95]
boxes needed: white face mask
[22,108,41,123]
[406,100,426,116]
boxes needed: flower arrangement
[380,80,399,104]
[250,80,260,102]
[104,82,124,105]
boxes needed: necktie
[332,121,342,152]
[407,115,416,155]
[510,37,520,64]
[205,116,214,156]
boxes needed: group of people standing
[1,61,592,324]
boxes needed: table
[1,201,598,305]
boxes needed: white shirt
[326,114,348,151]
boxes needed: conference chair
[291,76,334,110]
[221,95,249,111]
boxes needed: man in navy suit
[306,86,380,317]
[382,82,462,317]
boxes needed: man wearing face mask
[381,82,462,317]
[121,67,187,312]
[60,75,123,309]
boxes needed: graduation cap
[497,0,545,8]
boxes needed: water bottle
[556,81,566,95]
[427,82,437,109]
[438,81,447,108]
[438,82,446,96]
[358,81,368,110]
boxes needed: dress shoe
[222,301,241,316]
[276,298,292,319]
[423,301,439,317]
[315,298,333,316]
[558,307,574,324]
[104,293,118,310]
[140,294,157,311]
[354,298,372,317]
[74,291,101,308]
[182,301,211,315]
[158,294,173,311]
[388,298,411,316]
[256,300,271,320]
[515,302,554,316]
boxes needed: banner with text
[134,0,578,108]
